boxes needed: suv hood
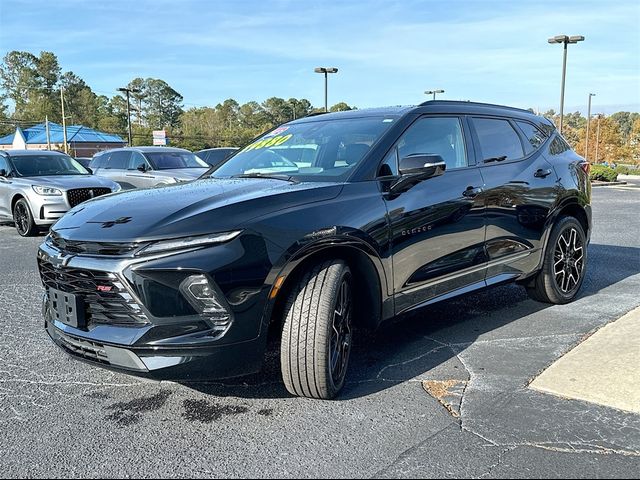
[52,178,343,242]
[15,175,118,190]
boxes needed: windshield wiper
[231,173,300,183]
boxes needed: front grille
[66,188,112,208]
[39,258,149,326]
[48,231,140,256]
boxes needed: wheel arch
[265,238,388,333]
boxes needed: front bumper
[38,234,274,379]
[29,194,71,225]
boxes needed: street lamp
[117,86,142,146]
[314,67,338,112]
[585,93,596,161]
[548,34,585,135]
[425,89,445,100]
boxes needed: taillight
[579,162,591,175]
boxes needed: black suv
[38,101,591,399]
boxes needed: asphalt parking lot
[1,180,639,478]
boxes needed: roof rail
[418,100,535,115]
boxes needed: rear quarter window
[515,121,547,153]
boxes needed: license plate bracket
[49,288,86,329]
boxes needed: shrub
[590,164,618,182]
[614,165,635,176]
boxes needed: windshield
[210,116,397,182]
[145,151,209,170]
[11,154,89,177]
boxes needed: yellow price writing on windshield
[242,134,293,152]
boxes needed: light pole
[595,114,602,163]
[548,34,585,135]
[585,93,595,161]
[314,67,338,112]
[425,89,444,100]
[117,87,141,146]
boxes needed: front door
[0,155,12,218]
[383,116,487,314]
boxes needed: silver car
[0,150,120,236]
[89,147,210,189]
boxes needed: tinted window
[128,151,148,169]
[549,135,571,155]
[0,156,9,173]
[396,116,468,170]
[516,121,547,153]
[472,118,524,161]
[106,151,131,169]
[89,153,107,169]
[10,154,89,176]
[145,151,208,170]
[199,149,236,167]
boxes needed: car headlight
[32,185,62,196]
[137,230,242,256]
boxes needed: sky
[1,0,639,114]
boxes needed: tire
[13,198,38,237]
[527,216,587,304]
[280,260,353,400]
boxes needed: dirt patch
[182,399,249,423]
[423,379,467,418]
[105,390,172,426]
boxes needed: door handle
[463,186,483,198]
[534,168,553,178]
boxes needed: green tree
[330,102,355,112]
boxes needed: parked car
[89,146,210,189]
[38,101,591,399]
[196,147,239,168]
[0,150,120,236]
[74,157,93,168]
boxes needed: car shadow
[180,243,640,400]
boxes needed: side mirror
[0,169,6,177]
[390,154,446,194]
[85,167,93,175]
[137,163,148,172]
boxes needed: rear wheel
[13,198,38,237]
[280,260,353,400]
[527,216,587,304]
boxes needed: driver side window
[128,152,148,170]
[395,116,468,171]
[0,156,9,174]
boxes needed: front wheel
[280,260,353,400]
[527,216,587,304]
[13,198,38,237]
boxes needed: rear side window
[472,117,524,161]
[106,151,131,169]
[549,135,571,155]
[516,121,547,153]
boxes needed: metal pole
[595,115,601,163]
[585,94,593,161]
[125,90,132,147]
[559,40,568,134]
[60,87,68,153]
[45,115,51,150]
[324,72,328,112]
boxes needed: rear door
[470,116,557,281]
[383,115,487,313]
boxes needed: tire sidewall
[13,199,35,237]
[324,267,353,396]
[543,217,587,303]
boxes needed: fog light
[179,274,233,328]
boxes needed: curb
[591,181,628,187]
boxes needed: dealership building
[0,122,125,157]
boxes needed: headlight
[32,185,62,196]
[137,230,242,256]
